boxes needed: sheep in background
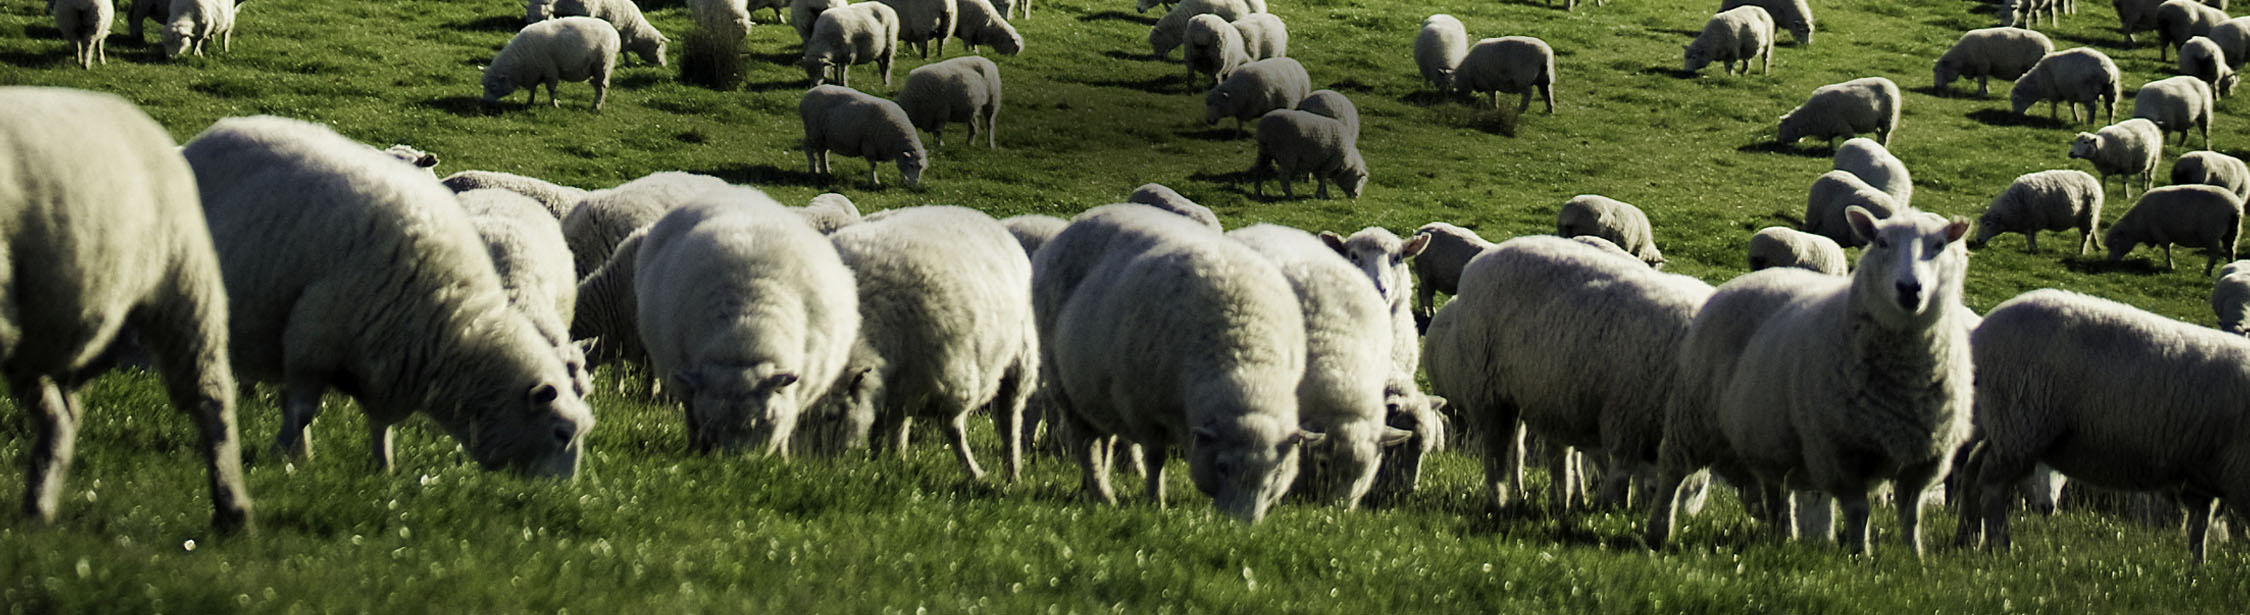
[951,0,1022,55]
[1148,0,1254,59]
[1249,110,1367,200]
[792,0,848,42]
[690,0,754,45]
[1556,194,1664,266]
[1233,13,1286,60]
[1455,36,1556,113]
[2158,0,2230,62]
[460,189,590,398]
[1320,227,1432,387]
[1407,222,1494,328]
[803,2,900,88]
[381,145,441,177]
[799,192,864,233]
[127,0,164,43]
[163,0,237,59]
[483,17,621,110]
[1683,5,1774,76]
[1721,0,1813,44]
[2010,48,2121,124]
[2120,0,2169,45]
[1832,137,1912,206]
[1934,27,2053,97]
[1804,170,1897,247]
[1003,214,1069,255]
[1184,14,1250,88]
[2069,117,2163,198]
[1296,90,1360,143]
[1127,183,1224,230]
[1204,57,1311,133]
[2001,0,2067,28]
[2132,76,2215,148]
[1746,226,1847,274]
[2214,272,2250,334]
[897,56,1003,148]
[2179,36,2240,96]
[562,171,730,278]
[1415,14,1467,92]
[2214,17,2250,67]
[2173,150,2250,199]
[51,0,110,69]
[1778,77,1900,148]
[443,170,589,220]
[1969,169,2106,255]
[552,0,669,66]
[878,0,957,58]
[2104,183,2244,274]
[572,227,650,373]
[801,85,928,187]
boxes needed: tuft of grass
[678,26,749,90]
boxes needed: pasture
[1,0,2247,610]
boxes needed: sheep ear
[1287,429,1326,447]
[761,372,801,390]
[1401,232,1431,258]
[1378,427,1414,448]
[414,153,439,169]
[1422,395,1447,413]
[1944,217,1972,243]
[1319,231,1347,255]
[529,383,560,405]
[1846,206,1882,244]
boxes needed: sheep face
[2220,71,2240,96]
[2009,79,2042,116]
[629,34,669,68]
[1188,415,1317,523]
[2067,133,2099,160]
[1684,45,1712,73]
[1933,61,1958,91]
[1324,228,1428,308]
[162,21,195,58]
[1151,27,1182,59]
[1202,90,1230,125]
[992,31,1024,55]
[1776,110,1810,144]
[459,379,595,479]
[482,72,517,105]
[802,57,833,86]
[1846,206,1970,326]
[897,150,926,186]
[675,364,803,455]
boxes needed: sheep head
[1847,206,1971,327]
[1189,414,1318,523]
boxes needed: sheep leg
[943,411,986,481]
[991,359,1030,482]
[1141,442,1167,507]
[15,375,78,524]
[1644,465,1694,549]
[1315,175,1330,199]
[985,105,998,149]
[868,159,882,187]
[1068,422,1117,505]
[273,380,326,460]
[1790,489,1834,543]
[1546,446,1577,512]
[2025,232,2041,255]
[546,80,561,108]
[2185,492,2219,563]
[368,420,395,473]
[142,314,252,532]
[1893,458,1946,559]
[1479,419,1523,510]
[2164,243,2176,270]
[1516,90,1532,114]
[593,73,610,110]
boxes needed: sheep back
[2103,183,2245,273]
[562,171,729,278]
[1555,194,1664,265]
[1415,14,1467,90]
[2173,150,2250,199]
[1232,13,1286,60]
[1972,169,2105,254]
[877,0,958,58]
[483,17,622,109]
[1149,0,1252,59]
[1778,76,1900,147]
[1746,226,1847,274]
[1804,170,1897,247]
[442,170,589,220]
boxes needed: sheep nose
[1895,281,1922,310]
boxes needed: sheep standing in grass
[443,170,589,220]
[2133,76,2215,147]
[1684,6,1774,76]
[2069,117,2164,198]
[1127,183,1224,229]
[801,85,928,187]
[2158,0,2230,62]
[2214,271,2250,333]
[1204,57,1311,132]
[2104,184,2244,274]
[1415,14,1467,92]
[898,56,1003,148]
[792,0,847,42]
[572,227,650,372]
[553,0,669,66]
[803,2,900,88]
[1233,13,1286,60]
[163,0,237,59]
[1249,110,1367,200]
[484,17,621,110]
[1746,227,1847,274]
[2214,17,2250,66]
[879,0,957,58]
[1185,14,1250,88]
[1934,27,2053,97]
[1969,169,2106,254]
[2179,37,2240,96]
[1832,138,1912,206]
[1296,90,1359,143]
[2001,0,2067,28]
[1778,77,1900,148]
[51,0,110,69]
[951,0,1022,55]
[1149,0,1253,59]
[2174,150,2250,199]
[1408,222,1493,328]
[2121,0,2169,45]
[1556,195,1664,266]
[1804,170,1897,247]
[460,190,590,398]
[1721,0,1812,44]
[2010,48,2121,123]
[0,88,252,532]
[562,171,730,278]
[1455,36,1555,113]
[184,115,594,477]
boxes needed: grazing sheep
[51,0,111,69]
[2104,183,2245,274]
[1804,170,1898,247]
[1296,89,1359,143]
[1320,227,1431,388]
[0,87,252,531]
[562,171,730,278]
[1415,14,1467,92]
[878,0,957,58]
[2120,0,2169,45]
[1746,226,1847,274]
[1684,6,1775,76]
[162,0,237,59]
[552,0,669,66]
[2010,48,2124,124]
[801,85,929,187]
[2180,36,2241,96]
[1185,14,1250,88]
[572,227,649,371]
[2215,271,2250,334]
[1832,138,1912,206]
[1249,110,1368,200]
[1003,213,1069,255]
[799,192,863,233]
[1127,183,1224,229]
[2214,16,2250,66]
[897,56,1003,148]
[442,170,589,220]
[803,2,900,88]
[1934,27,2054,97]
[2159,0,2230,62]
[1455,36,1556,113]
[483,17,621,110]
[183,115,594,477]
[2069,117,2164,198]
[1555,194,1664,266]
[1721,0,1813,44]
[2133,76,2216,147]
[1407,222,1494,327]
[1203,57,1312,132]
[2174,150,2250,199]
[1233,13,1286,60]
[1149,0,1254,59]
[792,0,848,42]
[1778,77,1901,148]
[951,0,1022,55]
[1969,169,2107,254]
[461,190,590,398]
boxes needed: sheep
[1249,110,1368,200]
[51,0,111,69]
[792,0,848,42]
[1204,57,1312,132]
[2220,259,2250,278]
[1185,14,1251,88]
[483,17,621,110]
[1297,89,1360,143]
[441,170,590,220]
[562,171,730,278]
[2159,0,2230,62]
[2120,0,2169,45]
[551,0,669,66]
[2180,37,2241,96]
[1934,27,2054,97]
[1407,222,1493,328]
[127,0,165,43]
[878,0,957,58]
[1721,0,1813,44]
[1127,183,1224,229]
[1746,226,1847,274]
[1415,15,1467,92]
[2009,48,2123,124]
[1804,170,1897,247]
[1684,6,1774,76]
[2132,76,2216,148]
[799,192,864,233]
[1149,0,1254,59]
[1003,213,1069,255]
[1319,227,1431,388]
[2104,183,2245,274]
[1969,169,2107,255]
[2001,0,2068,27]
[951,0,1022,55]
[162,0,237,59]
[1228,225,1405,509]
[817,206,1035,477]
[2215,271,2250,334]
[460,190,590,398]
[801,84,929,187]
[381,145,441,177]
[803,2,900,88]
[1955,289,2250,562]
[1832,138,1912,206]
[2069,117,2164,198]
[690,0,754,44]
[999,0,1029,18]
[0,87,252,532]
[2215,17,2250,67]
[2174,150,2250,199]
[572,227,649,373]
[1555,194,1664,266]
[750,0,791,22]
[182,115,594,478]
[897,56,1003,148]
[1777,77,1900,148]
[1455,36,1556,114]
[1233,13,1286,60]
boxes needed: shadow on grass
[1101,49,1158,62]
[2060,254,2169,275]
[750,50,802,64]
[1080,73,1193,95]
[1079,9,1156,25]
[457,14,525,32]
[427,95,497,117]
[1396,89,1460,106]
[1429,104,1518,136]
[1641,66,1697,79]
[0,47,72,69]
[689,162,923,191]
[1179,126,1246,141]
[1966,108,2071,129]
[746,77,818,92]
[1736,140,1826,157]
[1649,27,1703,38]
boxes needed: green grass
[2,0,2248,611]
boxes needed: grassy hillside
[1,0,2247,611]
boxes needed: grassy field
[3,0,2249,611]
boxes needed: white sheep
[1203,57,1311,132]
[572,226,649,372]
[2120,0,2169,45]
[562,171,730,278]
[51,0,111,69]
[2173,150,2250,199]
[2214,271,2250,334]
[2179,36,2241,96]
[2214,16,2250,66]
[1127,183,1224,229]
[1804,170,1897,247]
[1778,77,1900,148]
[1320,226,1431,387]
[1415,14,1467,93]
[1746,226,1847,274]
[551,0,669,66]
[2159,0,2230,62]
[799,192,863,233]
[1233,13,1286,60]
[0,87,252,531]
[792,0,848,42]
[381,145,441,177]
[878,0,957,58]
[1721,0,1813,44]
[1455,36,1556,113]
[1003,213,1069,255]
[2069,117,2164,198]
[1556,194,1664,266]
[1249,110,1367,200]
[162,0,236,59]
[1832,137,1912,206]
[1934,27,2054,97]
[1296,89,1359,143]
[1684,6,1774,76]
[484,17,621,110]
[1185,14,1250,88]
[1969,169,2106,254]
[951,0,1022,55]
[1148,0,1253,59]
[183,115,594,477]
[2001,0,2069,28]
[897,56,1003,148]
[1407,221,1493,328]
[801,84,929,187]
[2010,47,2122,123]
[637,190,859,456]
[803,2,900,88]
[2104,183,2245,274]
[442,170,589,220]
[460,190,590,398]
[689,0,754,45]
[2133,76,2215,147]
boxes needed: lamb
[2132,76,2215,147]
[2068,117,2164,198]
[897,56,1003,148]
[801,84,929,187]
[483,17,621,110]
[1415,15,1467,92]
[2009,48,2123,123]
[1684,5,1774,76]
[1969,169,2106,254]
[2158,0,2230,62]
[1455,36,1556,113]
[1203,57,1312,132]
[2179,36,2241,96]
[551,0,669,66]
[799,192,863,233]
[182,115,594,478]
[1777,77,1901,148]
[951,0,1022,55]
[1232,13,1286,60]
[1148,0,1254,59]
[441,170,590,220]
[2215,17,2250,67]
[1127,183,1224,229]
[1803,171,1897,247]
[1721,0,1813,44]
[792,0,848,42]
[0,87,252,532]
[2104,183,2245,274]
[1296,89,1359,142]
[1555,194,1664,266]
[1003,213,1069,255]
[1407,222,1493,328]
[51,0,111,69]
[561,171,730,278]
[2120,0,2169,45]
[1746,226,1847,274]
[2173,150,2250,199]
[1832,138,1913,206]
[802,2,900,88]
[2214,271,2250,334]
[878,0,957,58]
[1249,110,1368,200]
[459,190,590,397]
[162,0,237,59]
[1319,227,1432,388]
[1184,14,1250,88]
[1934,27,2054,97]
